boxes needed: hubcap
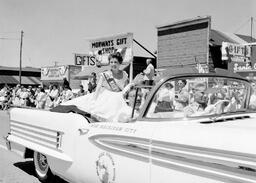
[37,153,48,171]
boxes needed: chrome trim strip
[89,134,150,163]
[152,159,256,183]
[11,120,61,134]
[152,140,256,164]
[90,134,150,144]
[11,128,59,146]
[10,123,57,139]
[100,139,149,156]
[151,141,256,182]
[10,120,63,149]
[11,133,62,151]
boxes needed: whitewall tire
[33,151,54,182]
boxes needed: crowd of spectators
[0,73,98,110]
[0,83,88,110]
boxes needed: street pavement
[0,110,67,183]
[0,110,9,148]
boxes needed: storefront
[222,41,256,81]
[41,65,81,89]
[231,62,256,81]
[73,33,156,90]
[156,16,256,77]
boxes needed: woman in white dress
[94,52,128,98]
[64,52,133,122]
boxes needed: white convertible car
[5,68,256,183]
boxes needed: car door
[74,121,154,183]
[139,79,220,183]
[141,76,252,183]
[149,121,227,183]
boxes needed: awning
[0,75,18,84]
[13,76,41,85]
[41,80,64,83]
[73,64,129,80]
[0,75,41,85]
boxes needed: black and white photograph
[1,0,256,182]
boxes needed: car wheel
[33,151,54,182]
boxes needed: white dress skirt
[62,87,133,122]
[63,70,133,122]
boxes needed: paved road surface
[0,110,9,146]
[0,110,67,183]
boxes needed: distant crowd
[0,59,156,111]
[0,76,97,110]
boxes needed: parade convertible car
[5,68,256,183]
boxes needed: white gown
[63,70,133,122]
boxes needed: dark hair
[181,79,187,85]
[146,59,152,64]
[165,83,173,89]
[108,52,123,64]
[64,84,70,89]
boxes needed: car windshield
[145,76,254,119]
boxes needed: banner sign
[89,33,133,65]
[74,54,97,66]
[233,62,256,72]
[222,42,251,62]
[41,66,68,80]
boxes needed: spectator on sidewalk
[20,87,29,107]
[77,85,86,97]
[36,87,47,109]
[88,72,97,93]
[143,59,155,85]
[47,84,59,108]
[62,85,74,102]
[63,77,71,90]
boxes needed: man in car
[174,79,189,111]
[143,59,155,86]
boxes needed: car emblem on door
[96,152,116,183]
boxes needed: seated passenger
[249,82,256,110]
[209,78,229,104]
[183,82,208,116]
[154,82,174,112]
[228,82,243,109]
[203,81,230,115]
[174,79,189,111]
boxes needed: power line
[0,37,19,40]
[0,31,19,34]
[234,17,251,33]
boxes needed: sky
[0,0,255,68]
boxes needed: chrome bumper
[3,133,11,151]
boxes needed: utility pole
[19,30,24,85]
[54,61,59,66]
[251,17,253,42]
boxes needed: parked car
[5,68,256,183]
